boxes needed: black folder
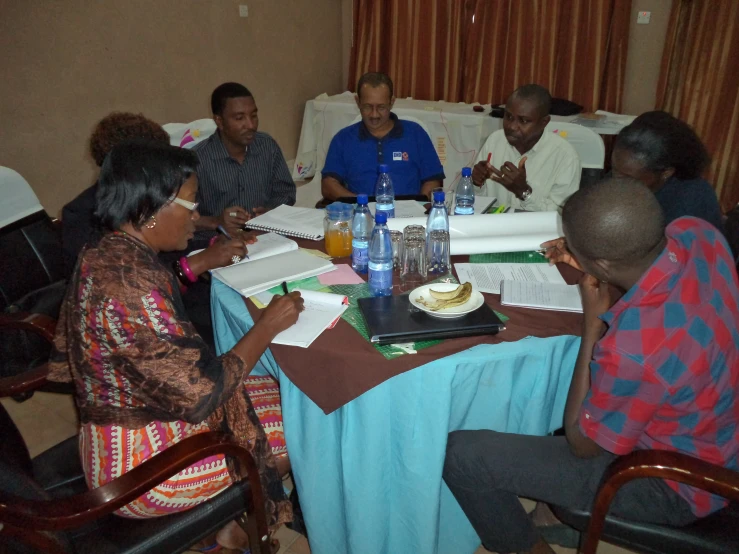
[358,294,505,345]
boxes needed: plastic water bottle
[351,194,373,274]
[426,190,449,235]
[454,167,475,215]
[374,164,395,219]
[368,212,393,296]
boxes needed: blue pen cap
[375,212,387,224]
[461,167,472,177]
[356,194,369,205]
[433,190,445,203]
[378,164,390,173]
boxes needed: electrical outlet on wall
[239,5,248,18]
[637,11,651,24]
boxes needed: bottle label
[454,205,474,215]
[375,202,395,218]
[368,262,392,289]
[352,239,369,266]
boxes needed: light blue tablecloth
[211,279,580,554]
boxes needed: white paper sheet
[272,289,348,348]
[500,280,583,313]
[386,212,562,254]
[454,262,567,294]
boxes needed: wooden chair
[551,450,739,554]
[0,366,276,554]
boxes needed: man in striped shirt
[194,82,296,236]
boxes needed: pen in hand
[281,281,289,295]
[217,224,250,259]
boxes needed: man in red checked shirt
[443,178,739,554]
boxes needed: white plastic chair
[162,119,217,149]
[544,121,605,169]
[0,166,44,228]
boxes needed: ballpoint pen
[281,281,289,295]
[217,225,250,259]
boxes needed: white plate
[408,283,484,319]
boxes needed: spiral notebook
[245,205,325,240]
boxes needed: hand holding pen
[538,237,583,271]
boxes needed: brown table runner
[245,239,583,414]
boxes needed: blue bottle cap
[375,212,387,224]
[378,164,390,173]
[433,190,445,203]
[461,167,472,177]
[356,194,368,205]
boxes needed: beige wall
[622,0,674,115]
[0,0,343,216]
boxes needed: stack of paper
[501,280,583,313]
[245,204,326,240]
[272,289,349,348]
[369,200,427,218]
[454,262,567,294]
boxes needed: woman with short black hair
[611,111,723,231]
[49,140,303,547]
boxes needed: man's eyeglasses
[359,104,390,115]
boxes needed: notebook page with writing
[245,205,325,240]
[272,289,349,348]
[500,280,583,313]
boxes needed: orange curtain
[462,0,632,112]
[656,0,739,213]
[348,0,470,101]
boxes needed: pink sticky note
[318,264,365,285]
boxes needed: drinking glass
[400,236,426,292]
[403,224,425,241]
[426,229,451,279]
[390,230,403,272]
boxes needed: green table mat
[469,251,547,264]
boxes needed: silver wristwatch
[521,187,532,202]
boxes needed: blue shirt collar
[358,112,404,141]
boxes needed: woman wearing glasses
[49,140,303,548]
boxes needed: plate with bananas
[409,282,484,319]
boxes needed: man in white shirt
[472,84,580,211]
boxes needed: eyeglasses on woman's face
[171,197,199,211]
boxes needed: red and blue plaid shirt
[580,217,739,517]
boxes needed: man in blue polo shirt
[321,72,445,200]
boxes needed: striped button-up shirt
[193,130,296,218]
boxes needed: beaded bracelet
[179,256,198,283]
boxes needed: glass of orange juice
[324,202,354,257]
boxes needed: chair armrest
[0,363,50,397]
[0,431,272,552]
[581,449,739,554]
[0,312,56,343]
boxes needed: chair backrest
[162,119,217,149]
[0,211,66,313]
[0,167,44,229]
[544,122,605,169]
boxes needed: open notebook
[212,249,336,297]
[500,280,583,313]
[245,204,325,240]
[271,289,349,348]
[189,232,298,270]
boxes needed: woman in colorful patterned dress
[48,139,303,550]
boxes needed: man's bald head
[563,178,665,267]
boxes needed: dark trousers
[443,431,696,553]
